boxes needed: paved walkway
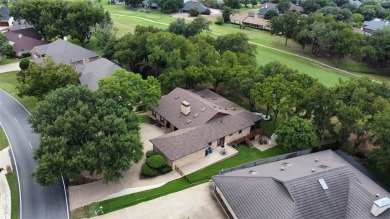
[69,123,181,210]
[0,147,12,219]
[0,63,20,73]
[95,182,225,219]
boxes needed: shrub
[146,150,158,158]
[146,155,166,169]
[161,166,172,174]
[202,8,211,15]
[189,8,200,17]
[215,16,224,25]
[19,58,30,70]
[141,163,157,177]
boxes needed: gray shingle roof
[0,7,10,21]
[349,0,362,7]
[33,39,99,64]
[213,150,390,219]
[150,88,260,160]
[76,58,121,91]
[181,1,208,13]
[363,19,390,31]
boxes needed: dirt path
[110,13,380,83]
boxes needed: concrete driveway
[0,63,20,73]
[69,123,181,210]
[95,182,225,219]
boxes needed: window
[152,110,156,117]
[160,116,165,123]
[238,130,242,134]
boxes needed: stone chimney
[181,101,190,116]
[371,197,390,217]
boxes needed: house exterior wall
[225,127,251,144]
[172,139,219,168]
[216,186,238,219]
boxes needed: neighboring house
[149,88,261,169]
[31,39,99,66]
[3,28,48,57]
[353,27,372,36]
[258,2,277,18]
[258,2,303,17]
[349,0,362,7]
[213,150,390,219]
[76,58,121,91]
[9,19,33,31]
[231,12,269,30]
[0,7,14,27]
[181,1,208,13]
[142,1,158,9]
[362,19,390,33]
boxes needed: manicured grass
[0,71,38,112]
[186,145,289,182]
[0,58,21,65]
[6,173,19,219]
[72,145,288,218]
[0,127,8,151]
[137,114,153,124]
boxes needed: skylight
[319,179,328,190]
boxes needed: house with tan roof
[230,11,269,30]
[213,150,390,219]
[148,88,261,169]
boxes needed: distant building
[257,2,277,18]
[0,7,14,27]
[231,11,269,30]
[3,28,48,57]
[213,150,390,219]
[362,19,390,33]
[289,3,304,13]
[349,0,362,7]
[31,39,100,66]
[181,1,208,13]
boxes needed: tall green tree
[269,11,302,46]
[29,85,143,186]
[276,116,319,151]
[277,0,291,13]
[97,69,161,109]
[157,0,184,13]
[0,34,12,57]
[224,0,241,9]
[222,6,233,22]
[214,32,256,56]
[16,57,80,100]
[168,16,211,37]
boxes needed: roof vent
[318,165,329,169]
[174,96,180,100]
[319,179,328,190]
[248,170,258,175]
[371,197,390,217]
[186,120,192,124]
[311,168,316,172]
[376,194,380,198]
[232,108,236,111]
[281,162,292,167]
[280,167,285,171]
[193,113,199,118]
[212,97,217,100]
[18,34,22,38]
[315,159,319,162]
[201,108,206,112]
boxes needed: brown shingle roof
[4,29,48,54]
[150,88,260,161]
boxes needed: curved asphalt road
[0,89,69,219]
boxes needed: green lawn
[0,127,9,151]
[72,145,288,218]
[0,72,38,112]
[0,58,21,65]
[6,173,19,219]
[97,3,388,84]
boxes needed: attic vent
[319,179,328,190]
[194,113,199,118]
[311,168,316,172]
[232,108,236,111]
[280,167,285,171]
[281,162,292,167]
[212,97,217,100]
[186,120,192,124]
[225,108,228,110]
[201,108,206,112]
[201,96,205,98]
[371,197,390,217]
[318,165,329,169]
[174,96,180,100]
[248,170,258,175]
[315,159,319,162]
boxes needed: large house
[149,88,261,169]
[0,7,13,27]
[181,1,208,14]
[76,58,121,91]
[31,39,99,66]
[231,12,269,30]
[362,19,390,33]
[213,150,390,219]
[3,28,48,57]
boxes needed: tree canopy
[16,57,80,100]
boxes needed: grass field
[6,173,19,219]
[0,58,21,66]
[0,72,38,112]
[0,127,8,151]
[72,145,288,218]
[97,3,388,85]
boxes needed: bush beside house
[141,153,172,177]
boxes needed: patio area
[179,146,238,175]
[250,135,277,152]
